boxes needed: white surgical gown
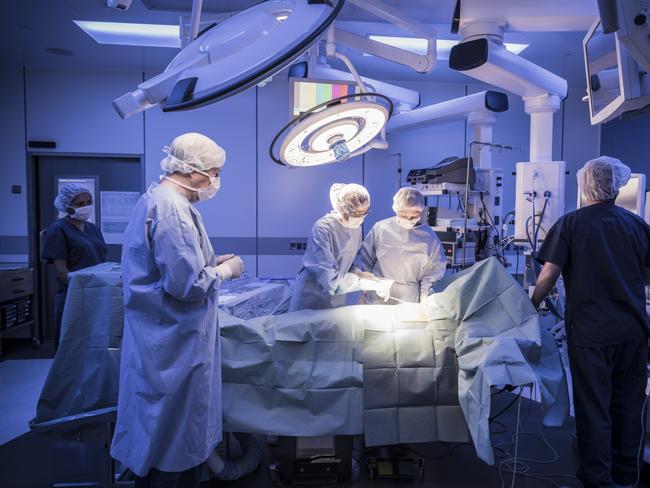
[110,183,222,476]
[289,212,362,311]
[356,217,447,303]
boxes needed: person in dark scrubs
[532,156,650,488]
[42,183,107,349]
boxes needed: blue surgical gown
[355,217,447,303]
[289,212,362,311]
[110,183,222,476]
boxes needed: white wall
[365,82,467,229]
[144,73,258,275]
[0,67,28,261]
[25,68,143,154]
[1,66,601,275]
[256,76,365,277]
[561,88,601,211]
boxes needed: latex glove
[358,277,393,302]
[216,256,244,281]
[216,253,235,266]
[374,279,393,302]
[354,270,376,280]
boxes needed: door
[33,155,142,344]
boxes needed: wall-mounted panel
[25,68,143,155]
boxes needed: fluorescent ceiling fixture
[368,35,529,59]
[74,20,181,48]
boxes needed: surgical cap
[329,183,370,215]
[54,183,91,212]
[577,156,631,202]
[392,187,425,212]
[160,132,226,174]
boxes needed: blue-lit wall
[0,66,601,275]
[600,115,650,182]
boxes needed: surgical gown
[110,183,222,477]
[289,212,362,311]
[356,217,446,303]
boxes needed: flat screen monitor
[583,19,650,125]
[290,78,360,117]
[585,22,622,122]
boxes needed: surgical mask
[340,215,365,229]
[396,216,420,229]
[69,205,93,221]
[164,171,221,201]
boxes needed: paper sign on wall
[100,191,140,244]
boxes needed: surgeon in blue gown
[42,183,107,349]
[356,187,447,304]
[532,157,650,488]
[289,183,387,311]
[111,133,244,488]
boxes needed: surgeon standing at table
[111,133,243,488]
[290,183,389,311]
[356,187,447,304]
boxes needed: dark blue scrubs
[42,217,107,347]
[537,202,650,488]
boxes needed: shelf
[1,320,35,339]
[420,189,482,197]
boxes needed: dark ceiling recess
[45,47,75,56]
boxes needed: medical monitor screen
[585,22,622,119]
[616,174,646,215]
[290,79,360,117]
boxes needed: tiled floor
[0,358,52,445]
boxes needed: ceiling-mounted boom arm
[387,90,508,131]
[333,0,437,73]
[332,27,434,73]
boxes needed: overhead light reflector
[270,92,393,167]
[113,0,344,117]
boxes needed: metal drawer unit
[0,267,38,355]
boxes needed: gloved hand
[216,254,235,265]
[374,279,393,302]
[358,277,393,302]
[354,270,376,280]
[216,255,244,281]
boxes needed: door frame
[27,151,144,343]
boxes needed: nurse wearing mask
[42,183,107,349]
[290,183,386,311]
[356,187,447,304]
[111,133,243,488]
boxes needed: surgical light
[112,0,344,118]
[74,21,181,48]
[270,93,393,167]
[368,35,529,59]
